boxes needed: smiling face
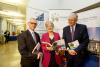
[45,21,54,32]
[68,16,77,26]
[67,13,78,27]
[28,18,37,31]
[46,23,53,32]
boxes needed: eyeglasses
[30,22,37,25]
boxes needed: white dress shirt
[28,29,37,43]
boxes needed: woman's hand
[46,46,53,51]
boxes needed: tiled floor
[0,41,21,67]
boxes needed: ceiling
[0,0,100,25]
[0,0,28,16]
[0,0,28,25]
[27,0,100,11]
[0,0,100,16]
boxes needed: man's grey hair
[68,13,78,19]
[28,18,37,23]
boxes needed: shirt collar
[70,24,76,31]
[28,29,34,34]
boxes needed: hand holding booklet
[68,40,79,50]
[32,42,40,54]
[32,43,43,59]
[42,39,66,51]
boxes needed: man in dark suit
[17,18,42,67]
[63,13,89,67]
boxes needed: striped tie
[71,26,74,41]
[32,32,37,43]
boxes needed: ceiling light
[14,22,25,25]
[0,10,24,17]
[7,19,24,22]
[3,0,21,4]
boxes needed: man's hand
[68,50,77,55]
[37,52,43,59]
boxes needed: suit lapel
[53,32,56,41]
[34,32,39,44]
[67,26,72,41]
[46,33,50,43]
[27,30,36,45]
[73,24,79,41]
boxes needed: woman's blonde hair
[45,20,54,28]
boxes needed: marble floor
[0,41,68,67]
[0,41,21,67]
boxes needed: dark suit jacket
[17,30,41,59]
[63,24,89,58]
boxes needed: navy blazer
[17,30,41,59]
[63,23,89,54]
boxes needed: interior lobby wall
[78,7,100,41]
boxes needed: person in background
[41,21,62,67]
[21,30,24,33]
[4,30,10,43]
[63,13,89,67]
[17,18,42,67]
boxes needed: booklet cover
[68,40,79,50]
[42,39,66,50]
[32,42,40,53]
